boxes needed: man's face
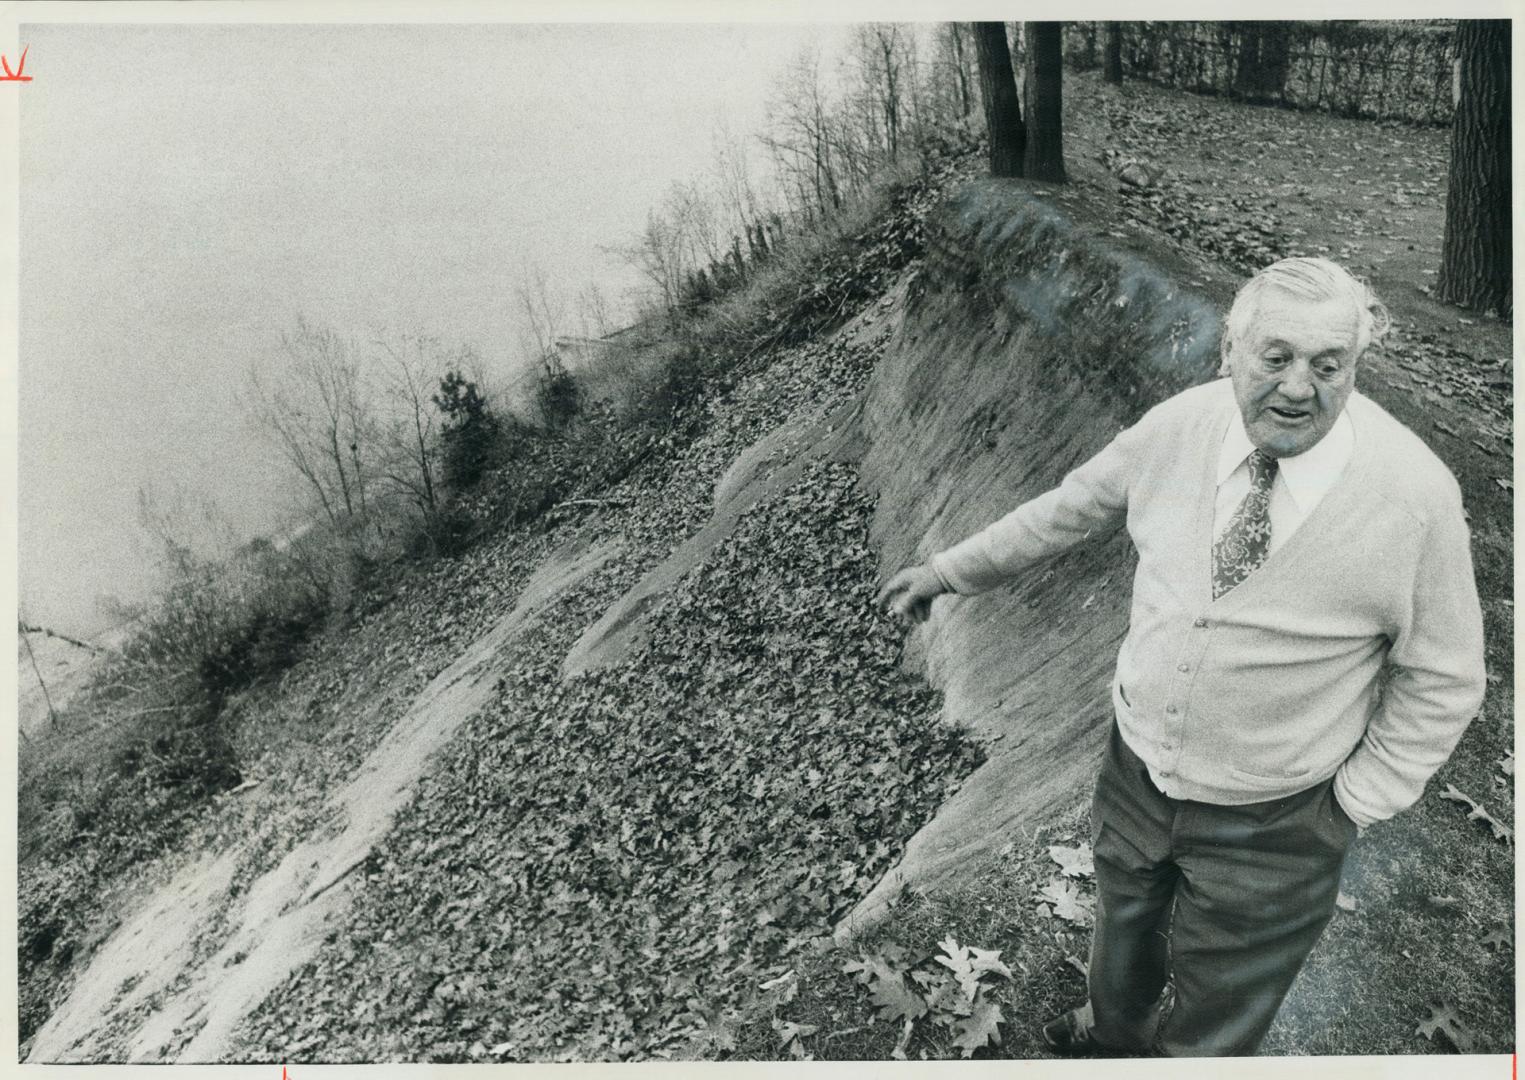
[1224,288,1362,458]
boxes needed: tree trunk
[413,413,436,512]
[1261,23,1292,104]
[1104,22,1123,84]
[328,428,354,517]
[1231,22,1261,98]
[21,628,59,730]
[877,29,900,160]
[950,23,972,117]
[1437,20,1512,318]
[1023,22,1067,182]
[973,21,1025,178]
[1232,22,1291,102]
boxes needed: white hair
[1223,257,1391,359]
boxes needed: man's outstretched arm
[878,411,1150,620]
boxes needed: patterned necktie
[1212,449,1279,599]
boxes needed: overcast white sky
[17,19,854,636]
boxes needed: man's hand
[875,564,948,624]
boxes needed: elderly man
[876,257,1487,1057]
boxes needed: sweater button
[1177,663,1190,673]
[1166,705,1178,715]
[1193,617,1208,628]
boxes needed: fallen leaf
[1415,1000,1475,1052]
[856,957,927,1023]
[1335,891,1360,913]
[772,1017,818,1050]
[951,995,1005,1058]
[1048,842,1095,879]
[1038,878,1095,926]
[701,1017,739,1053]
[1439,784,1513,843]
[968,946,1014,983]
[922,972,974,1018]
[759,970,796,991]
[933,937,1013,1002]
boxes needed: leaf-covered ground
[1077,70,1512,442]
[232,459,983,1062]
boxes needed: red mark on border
[1,45,32,83]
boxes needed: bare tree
[245,318,375,528]
[515,264,567,363]
[667,180,724,275]
[612,177,737,321]
[575,281,615,341]
[974,22,1025,178]
[1437,20,1511,318]
[711,118,767,264]
[847,24,909,162]
[618,207,687,320]
[373,332,453,515]
[761,47,844,221]
[945,22,974,118]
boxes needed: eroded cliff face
[843,180,1223,932]
[555,181,1232,936]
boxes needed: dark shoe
[1042,1008,1103,1056]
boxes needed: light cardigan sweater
[931,378,1487,829]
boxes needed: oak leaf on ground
[1048,842,1095,879]
[950,996,1005,1058]
[1415,1000,1475,1053]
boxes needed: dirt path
[26,537,621,1063]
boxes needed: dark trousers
[1086,721,1357,1056]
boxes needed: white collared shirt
[1214,408,1355,552]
